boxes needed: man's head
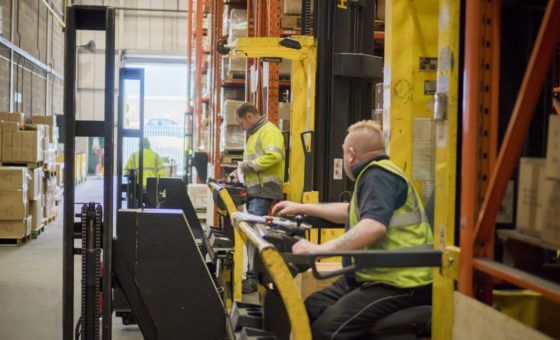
[235,102,262,131]
[343,120,386,181]
[142,137,151,149]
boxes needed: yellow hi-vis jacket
[349,158,434,288]
[243,119,285,200]
[125,148,167,187]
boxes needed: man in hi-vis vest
[272,120,433,339]
[228,102,285,293]
[125,137,167,187]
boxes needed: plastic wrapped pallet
[227,9,247,45]
[222,100,245,125]
[0,167,29,221]
[278,102,291,121]
[188,184,209,210]
[30,198,43,230]
[223,57,246,78]
[221,124,245,151]
[28,167,43,200]
[221,87,245,101]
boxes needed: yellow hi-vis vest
[349,158,433,288]
[125,148,167,187]
[244,120,285,200]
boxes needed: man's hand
[292,239,322,255]
[271,201,304,216]
[227,170,239,184]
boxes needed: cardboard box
[31,115,57,141]
[546,115,560,180]
[1,121,21,131]
[0,166,28,189]
[30,198,43,230]
[0,189,28,220]
[0,112,25,125]
[542,179,560,247]
[516,158,547,236]
[376,0,385,21]
[28,167,43,200]
[282,0,302,15]
[1,127,43,163]
[281,15,301,30]
[0,216,31,239]
[294,262,342,300]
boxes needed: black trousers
[305,277,432,340]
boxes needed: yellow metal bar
[432,0,460,339]
[230,218,312,340]
[227,36,316,204]
[211,183,312,339]
[213,186,244,303]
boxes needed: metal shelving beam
[460,0,560,305]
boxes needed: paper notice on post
[412,117,435,181]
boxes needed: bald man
[272,120,433,339]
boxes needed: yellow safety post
[384,0,439,201]
[432,0,461,339]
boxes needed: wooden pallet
[42,214,57,225]
[31,224,46,239]
[0,234,31,247]
[0,161,44,169]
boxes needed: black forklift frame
[313,0,382,202]
[116,67,145,210]
[63,5,115,340]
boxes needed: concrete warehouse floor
[0,177,142,340]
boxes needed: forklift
[62,3,454,340]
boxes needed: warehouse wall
[74,0,187,121]
[0,0,65,118]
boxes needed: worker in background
[125,137,167,187]
[272,120,433,339]
[228,102,285,293]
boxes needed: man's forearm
[319,218,386,252]
[301,203,348,224]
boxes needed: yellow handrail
[209,182,312,340]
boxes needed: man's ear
[348,146,356,162]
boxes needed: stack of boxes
[0,167,31,240]
[0,112,62,242]
[516,115,560,246]
[221,99,245,151]
[224,9,247,80]
[280,0,304,30]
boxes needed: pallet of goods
[0,166,32,246]
[516,115,560,246]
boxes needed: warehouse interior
[0,0,559,339]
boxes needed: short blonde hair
[347,120,385,144]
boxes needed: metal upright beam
[63,6,116,339]
[102,9,116,339]
[62,7,77,338]
[195,0,204,151]
[265,0,281,125]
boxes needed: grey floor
[0,177,143,340]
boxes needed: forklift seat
[369,192,435,339]
[369,305,432,339]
